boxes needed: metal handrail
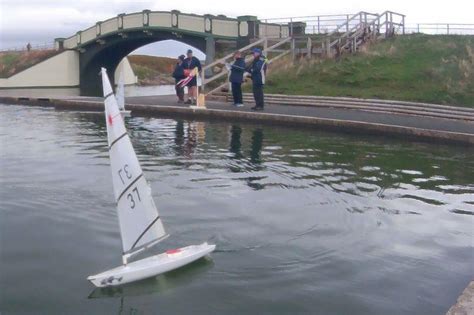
[0,42,55,52]
[203,37,292,96]
[202,38,266,71]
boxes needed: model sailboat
[87,68,215,288]
[115,70,131,116]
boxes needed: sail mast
[101,68,168,263]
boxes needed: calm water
[0,104,473,315]
[0,84,176,98]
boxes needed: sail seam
[116,173,143,203]
[109,132,127,150]
[131,215,161,250]
[104,92,114,99]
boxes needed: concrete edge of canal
[1,96,473,146]
[446,281,474,315]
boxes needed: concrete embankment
[1,95,473,145]
[446,281,474,315]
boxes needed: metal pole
[290,18,293,37]
[307,36,312,59]
[326,37,330,56]
[402,16,405,34]
[447,24,450,35]
[317,16,320,34]
[417,23,420,33]
[201,70,206,93]
[346,14,349,33]
[390,12,393,35]
[291,37,296,61]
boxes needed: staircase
[202,11,405,96]
[201,37,292,96]
[209,92,474,121]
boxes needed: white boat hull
[87,242,215,287]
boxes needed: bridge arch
[79,32,208,95]
[54,10,291,95]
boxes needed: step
[214,92,474,114]
[215,94,474,121]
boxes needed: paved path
[66,95,474,136]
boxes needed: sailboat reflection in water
[87,68,215,288]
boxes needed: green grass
[128,55,176,85]
[264,34,474,107]
[0,50,57,78]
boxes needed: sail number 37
[118,164,141,210]
[127,187,141,210]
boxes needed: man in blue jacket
[172,55,186,103]
[183,49,202,105]
[229,51,245,107]
[246,48,267,111]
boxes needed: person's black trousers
[231,82,243,104]
[175,84,184,101]
[252,84,264,108]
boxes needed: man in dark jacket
[183,49,202,105]
[246,48,267,111]
[229,51,245,107]
[172,55,186,103]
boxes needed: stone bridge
[53,10,297,95]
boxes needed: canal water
[0,104,473,314]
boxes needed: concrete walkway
[1,94,473,144]
[118,95,474,135]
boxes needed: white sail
[115,70,125,111]
[101,68,167,257]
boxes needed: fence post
[291,37,296,61]
[447,24,450,35]
[402,15,405,34]
[201,71,206,94]
[317,16,320,34]
[307,36,312,59]
[390,12,393,35]
[346,15,349,33]
[290,18,293,37]
[417,23,420,33]
[326,37,330,56]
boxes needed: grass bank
[0,50,57,78]
[128,55,176,85]
[265,35,474,107]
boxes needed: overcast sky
[1,0,472,55]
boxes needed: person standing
[247,48,267,111]
[183,49,202,105]
[228,51,245,107]
[172,55,186,103]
